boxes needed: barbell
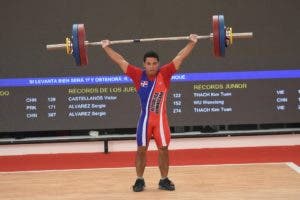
[46,15,253,66]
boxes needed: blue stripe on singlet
[136,72,156,146]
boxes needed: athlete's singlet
[126,62,176,147]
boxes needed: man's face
[143,57,159,76]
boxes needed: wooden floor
[0,163,299,200]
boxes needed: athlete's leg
[158,146,169,178]
[133,123,151,192]
[133,144,148,192]
[136,146,147,177]
[157,145,175,190]
[135,115,151,177]
[153,124,171,178]
[153,119,175,190]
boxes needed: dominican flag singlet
[126,62,176,147]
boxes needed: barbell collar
[232,32,253,39]
[46,43,68,50]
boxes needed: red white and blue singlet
[126,62,176,147]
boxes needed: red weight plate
[212,15,220,57]
[77,24,88,66]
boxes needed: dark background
[0,0,300,132]
[1,0,299,77]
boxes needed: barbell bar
[46,15,253,66]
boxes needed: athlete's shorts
[136,112,171,148]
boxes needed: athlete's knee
[137,146,147,155]
[158,146,168,152]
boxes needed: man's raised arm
[172,34,198,70]
[101,40,129,73]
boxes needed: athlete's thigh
[153,122,171,147]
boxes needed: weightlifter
[100,34,198,192]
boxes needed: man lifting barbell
[45,14,253,192]
[100,34,198,192]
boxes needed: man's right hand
[100,39,129,73]
[101,39,110,48]
[189,34,198,44]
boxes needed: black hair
[143,51,159,62]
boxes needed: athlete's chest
[139,73,166,92]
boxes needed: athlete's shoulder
[126,64,143,75]
[160,62,176,73]
[126,64,143,91]
[159,62,176,78]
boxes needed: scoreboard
[1,70,300,132]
